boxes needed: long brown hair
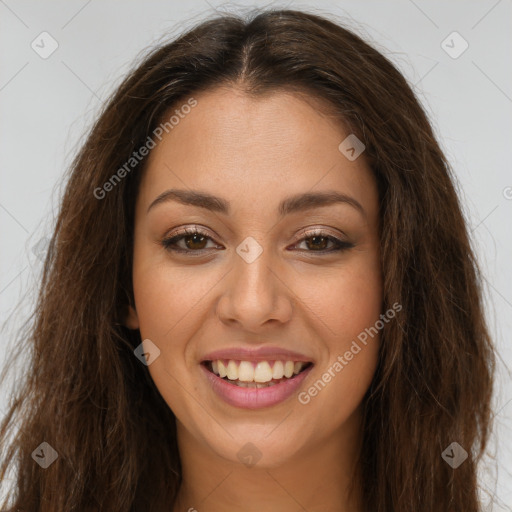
[0,8,496,511]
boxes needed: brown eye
[182,233,208,250]
[294,230,354,253]
[162,227,354,256]
[162,228,218,253]
[304,235,330,251]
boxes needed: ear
[125,304,140,330]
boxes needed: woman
[0,8,496,512]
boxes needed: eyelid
[162,225,220,251]
[161,224,354,255]
[165,225,212,239]
[164,225,347,242]
[293,226,347,242]
[289,227,353,253]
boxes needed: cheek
[131,255,224,380]
[294,252,382,343]
[294,255,382,419]
[132,236,382,425]
[132,269,205,354]
[130,265,206,416]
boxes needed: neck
[171,408,364,512]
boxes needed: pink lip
[201,346,313,363]
[200,363,314,409]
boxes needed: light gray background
[0,0,511,509]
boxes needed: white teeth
[209,359,308,382]
[226,360,238,380]
[284,361,294,378]
[272,361,284,379]
[217,360,227,378]
[238,361,255,382]
[254,361,273,383]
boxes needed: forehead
[137,87,377,219]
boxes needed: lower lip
[200,363,314,409]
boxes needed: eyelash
[161,227,354,255]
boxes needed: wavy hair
[0,8,496,511]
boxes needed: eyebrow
[146,188,366,219]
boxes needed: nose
[216,244,293,333]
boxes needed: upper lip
[201,346,314,363]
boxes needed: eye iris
[185,233,207,250]
[306,235,328,250]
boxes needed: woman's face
[126,87,382,468]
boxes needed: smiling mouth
[201,359,314,388]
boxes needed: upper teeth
[210,360,307,382]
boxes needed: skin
[125,86,382,512]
